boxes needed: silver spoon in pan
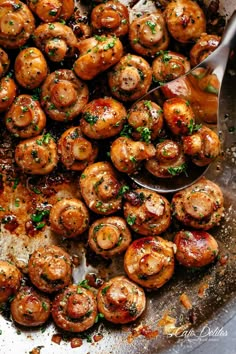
[130,10,236,194]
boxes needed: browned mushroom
[0,260,22,303]
[58,126,98,171]
[28,245,72,293]
[0,0,35,49]
[80,97,126,139]
[14,47,48,89]
[171,177,224,230]
[15,134,58,175]
[190,33,221,67]
[51,284,97,332]
[0,47,10,77]
[108,54,152,101]
[11,286,51,326]
[129,11,169,57]
[123,188,171,236]
[33,22,77,62]
[5,94,46,138]
[79,161,122,215]
[97,276,146,323]
[73,35,123,81]
[0,76,17,113]
[91,0,129,37]
[164,0,206,43]
[174,230,219,267]
[27,0,74,23]
[88,216,132,258]
[49,198,90,238]
[40,69,89,122]
[124,237,175,289]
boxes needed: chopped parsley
[168,163,188,176]
[126,214,136,226]
[77,279,91,290]
[95,312,105,323]
[136,126,151,143]
[101,285,110,295]
[83,112,98,125]
[145,20,156,34]
[188,119,202,135]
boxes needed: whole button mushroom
[190,33,221,67]
[0,76,17,113]
[27,0,74,23]
[0,47,10,77]
[0,260,22,303]
[14,47,48,89]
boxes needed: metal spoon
[131,10,236,194]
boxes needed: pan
[0,1,235,353]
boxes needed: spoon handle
[220,10,236,49]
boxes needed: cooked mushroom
[163,97,195,135]
[124,237,175,289]
[40,69,89,122]
[33,22,77,62]
[27,0,74,23]
[123,188,171,236]
[110,137,156,174]
[128,100,164,141]
[0,0,35,49]
[171,177,224,230]
[129,11,169,57]
[51,284,97,332]
[88,216,132,258]
[97,276,146,323]
[145,140,187,178]
[49,198,90,238]
[5,94,46,138]
[14,47,48,89]
[80,97,127,139]
[183,125,220,166]
[10,286,51,326]
[0,76,17,113]
[174,230,219,267]
[58,126,98,171]
[0,47,10,77]
[79,161,122,215]
[164,0,206,43]
[91,0,129,37]
[108,54,152,101]
[0,260,22,303]
[15,134,58,175]
[73,35,123,81]
[190,33,221,67]
[28,245,72,293]
[152,51,190,83]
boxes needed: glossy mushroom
[164,0,206,43]
[58,126,98,171]
[110,137,156,174]
[152,51,190,83]
[40,69,89,122]
[124,237,175,289]
[0,0,35,49]
[15,134,58,175]
[91,0,129,37]
[128,100,164,141]
[14,47,48,89]
[183,125,220,166]
[129,11,169,57]
[171,177,224,230]
[79,161,122,215]
[0,47,10,77]
[123,188,171,236]
[108,54,152,101]
[163,97,195,135]
[80,97,126,140]
[174,230,219,267]
[27,0,74,23]
[5,94,46,138]
[0,260,22,303]
[28,245,72,293]
[88,216,132,258]
[73,35,123,81]
[0,76,17,113]
[97,276,146,324]
[190,33,221,67]
[145,140,187,178]
[51,284,97,332]
[33,22,77,62]
[10,286,51,326]
[49,198,90,238]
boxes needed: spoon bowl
[131,10,236,193]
